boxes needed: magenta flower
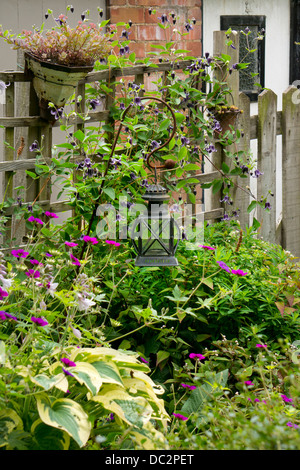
[45,253,53,257]
[105,240,121,247]
[198,245,215,250]
[70,253,80,266]
[11,249,29,259]
[244,380,253,386]
[44,211,59,218]
[256,344,267,348]
[60,357,76,367]
[28,215,43,225]
[30,259,42,266]
[0,311,17,321]
[189,353,205,360]
[172,413,188,421]
[281,394,293,403]
[231,269,248,276]
[65,241,78,247]
[62,367,75,377]
[287,422,299,429]
[25,269,41,279]
[139,357,149,363]
[217,261,231,273]
[31,316,48,327]
[83,235,98,244]
[181,383,197,390]
[0,288,9,300]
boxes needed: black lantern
[130,183,181,267]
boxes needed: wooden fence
[0,32,300,256]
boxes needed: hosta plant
[0,342,169,450]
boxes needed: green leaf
[31,419,70,450]
[36,394,91,448]
[183,163,200,171]
[221,162,230,174]
[73,129,85,143]
[25,171,38,179]
[156,350,170,368]
[158,118,171,133]
[212,179,223,194]
[247,200,257,213]
[103,187,115,200]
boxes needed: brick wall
[107,0,202,59]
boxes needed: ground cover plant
[0,6,299,450]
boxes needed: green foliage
[0,7,298,451]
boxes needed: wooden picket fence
[0,32,300,256]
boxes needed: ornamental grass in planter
[0,7,111,121]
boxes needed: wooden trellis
[1,33,300,256]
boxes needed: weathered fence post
[282,85,300,257]
[257,88,277,244]
[231,92,251,229]
[207,31,240,222]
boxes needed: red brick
[183,40,202,57]
[108,0,127,5]
[129,41,146,58]
[109,7,145,24]
[137,24,167,42]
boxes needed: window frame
[220,15,266,102]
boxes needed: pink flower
[198,245,215,250]
[0,287,9,300]
[70,253,80,266]
[83,235,98,244]
[31,316,48,326]
[105,240,121,247]
[256,344,267,348]
[231,269,248,276]
[11,249,29,258]
[60,357,76,367]
[25,269,41,278]
[28,215,43,225]
[139,357,149,363]
[281,394,293,403]
[30,259,42,266]
[244,380,253,386]
[189,353,205,360]
[217,261,231,273]
[45,211,59,218]
[65,241,78,247]
[62,368,75,377]
[173,413,188,421]
[287,422,299,429]
[0,311,17,321]
[181,383,197,390]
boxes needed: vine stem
[77,96,177,267]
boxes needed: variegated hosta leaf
[30,373,69,393]
[121,369,165,394]
[122,377,169,423]
[68,362,103,396]
[31,419,70,450]
[130,421,169,450]
[87,360,124,387]
[91,385,153,427]
[69,347,150,372]
[0,409,23,448]
[36,394,91,448]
